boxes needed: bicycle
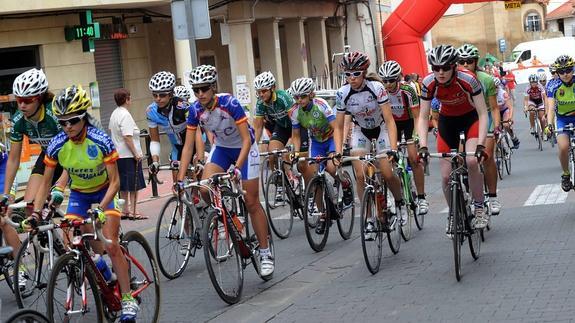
[199,172,275,304]
[5,309,50,323]
[301,155,355,252]
[45,207,160,322]
[428,134,480,282]
[526,107,544,151]
[154,163,206,280]
[0,197,27,293]
[495,121,514,179]
[396,134,421,239]
[262,146,305,239]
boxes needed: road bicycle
[428,134,480,282]
[262,146,305,239]
[396,134,421,240]
[154,163,206,280]
[301,155,355,252]
[45,207,160,322]
[495,121,513,179]
[526,107,544,151]
[199,172,275,304]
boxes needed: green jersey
[289,98,335,142]
[549,81,575,116]
[255,89,294,128]
[475,71,497,111]
[10,102,61,150]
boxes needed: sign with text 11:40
[505,0,521,10]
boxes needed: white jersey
[336,80,389,129]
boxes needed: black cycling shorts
[437,110,479,153]
[271,124,309,152]
[32,151,64,185]
[395,119,415,142]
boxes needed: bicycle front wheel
[265,171,293,239]
[360,188,382,274]
[203,210,243,304]
[46,253,103,323]
[336,169,355,240]
[123,231,161,323]
[5,309,50,323]
[303,176,330,252]
[495,143,504,180]
[0,231,14,293]
[155,196,194,280]
[503,134,512,175]
[400,174,415,241]
[536,120,543,151]
[386,186,401,254]
[450,186,462,282]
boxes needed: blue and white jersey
[146,97,189,147]
[187,93,254,149]
[546,78,562,98]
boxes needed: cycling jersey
[146,98,188,159]
[187,93,254,149]
[474,71,497,111]
[496,87,510,111]
[336,80,389,128]
[290,98,335,142]
[10,102,61,150]
[547,78,562,98]
[255,89,294,129]
[420,68,482,117]
[548,80,575,116]
[525,84,546,101]
[386,82,419,121]
[44,126,119,193]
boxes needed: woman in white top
[109,88,147,220]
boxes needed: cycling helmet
[528,74,539,83]
[550,65,557,73]
[174,85,190,100]
[428,45,458,66]
[149,71,176,92]
[537,72,547,81]
[456,44,480,59]
[188,65,218,86]
[493,77,501,87]
[13,68,48,97]
[254,71,276,90]
[52,85,91,116]
[553,54,575,70]
[378,61,402,80]
[289,78,315,96]
[340,51,370,71]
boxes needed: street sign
[171,0,211,40]
[499,38,507,53]
[504,0,521,10]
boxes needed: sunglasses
[293,94,309,100]
[152,92,170,99]
[344,71,363,78]
[16,96,39,104]
[58,113,85,127]
[557,68,573,75]
[432,65,454,72]
[193,85,212,94]
[457,59,476,65]
[382,78,397,84]
[256,89,270,95]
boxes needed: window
[525,13,541,32]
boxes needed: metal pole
[185,0,199,67]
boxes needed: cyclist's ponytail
[84,112,104,130]
[365,72,383,83]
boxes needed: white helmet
[13,68,48,97]
[174,85,190,100]
[537,71,547,81]
[289,78,315,96]
[254,71,276,90]
[378,61,402,80]
[149,71,176,92]
[188,65,218,86]
[428,44,458,66]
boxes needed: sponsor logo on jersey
[87,144,99,159]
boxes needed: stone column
[227,20,257,116]
[284,18,308,80]
[256,19,284,89]
[173,39,194,82]
[307,18,331,90]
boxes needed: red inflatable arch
[382,0,498,77]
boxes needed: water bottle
[92,254,115,283]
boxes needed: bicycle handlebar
[260,147,291,157]
[428,151,476,158]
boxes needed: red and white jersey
[524,83,546,101]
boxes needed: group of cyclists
[2,40,575,320]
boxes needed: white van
[502,37,575,84]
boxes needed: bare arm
[100,162,119,208]
[473,93,489,146]
[335,113,346,154]
[235,122,252,169]
[177,127,197,182]
[291,129,301,152]
[254,117,264,144]
[149,126,161,163]
[194,129,205,163]
[380,102,398,150]
[547,97,556,127]
[417,100,431,148]
[33,166,55,212]
[489,95,500,129]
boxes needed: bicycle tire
[5,308,50,323]
[243,197,275,282]
[123,231,161,323]
[336,169,355,240]
[570,150,575,189]
[260,156,270,197]
[386,185,401,254]
[503,134,512,175]
[360,188,382,274]
[203,210,243,304]
[451,185,462,282]
[495,143,504,180]
[303,176,330,252]
[400,172,414,241]
[46,253,103,322]
[155,196,194,280]
[536,119,543,151]
[265,171,293,239]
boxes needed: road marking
[524,184,568,206]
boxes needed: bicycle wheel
[536,119,543,151]
[400,173,415,241]
[468,212,481,261]
[336,169,355,240]
[123,231,161,323]
[155,196,194,280]
[260,155,270,196]
[244,198,275,282]
[503,134,512,175]
[360,188,382,274]
[386,185,401,254]
[265,171,293,239]
[46,253,103,322]
[303,176,330,252]
[5,309,50,323]
[203,210,243,304]
[495,143,504,180]
[450,186,462,281]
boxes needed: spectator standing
[109,88,148,220]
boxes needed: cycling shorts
[528,99,544,110]
[437,110,479,153]
[207,142,259,180]
[270,124,309,152]
[32,151,64,184]
[66,188,120,221]
[394,119,415,142]
[499,108,510,121]
[350,125,390,154]
[310,138,336,158]
[556,115,575,136]
[171,144,184,162]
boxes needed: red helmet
[340,51,370,71]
